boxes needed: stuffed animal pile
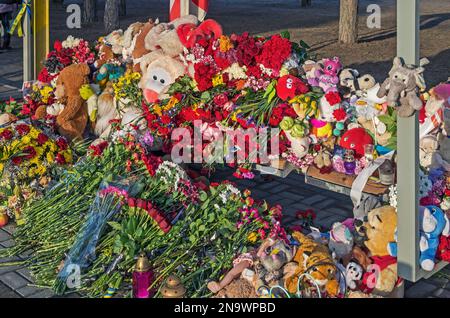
[0,15,449,299]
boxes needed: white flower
[389,184,398,209]
[62,35,81,49]
[224,63,247,80]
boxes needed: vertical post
[180,0,190,17]
[23,6,33,82]
[396,0,420,282]
[33,0,50,77]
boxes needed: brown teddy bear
[131,19,156,72]
[54,63,91,141]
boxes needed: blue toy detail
[419,206,450,271]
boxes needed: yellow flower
[219,35,233,52]
[22,136,31,144]
[212,74,224,87]
[164,97,179,111]
[0,163,3,173]
[46,152,54,163]
[153,104,162,116]
[231,109,242,121]
[247,232,258,243]
[279,67,289,77]
[63,151,73,163]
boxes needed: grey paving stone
[405,280,439,298]
[0,281,19,298]
[276,198,295,208]
[276,191,305,202]
[16,268,33,282]
[1,224,16,235]
[433,288,450,298]
[314,199,338,209]
[0,271,29,290]
[0,239,15,248]
[0,265,21,275]
[303,194,327,205]
[287,202,314,211]
[0,230,11,242]
[28,289,54,298]
[327,207,353,218]
[16,285,42,297]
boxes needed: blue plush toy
[419,206,450,271]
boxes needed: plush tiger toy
[284,232,340,296]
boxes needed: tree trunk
[119,0,126,17]
[104,0,120,33]
[339,0,359,44]
[300,0,311,7]
[83,0,97,23]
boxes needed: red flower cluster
[56,137,68,151]
[325,91,342,106]
[194,60,218,91]
[333,108,347,121]
[37,133,49,145]
[127,198,171,233]
[16,124,30,136]
[89,141,108,157]
[233,32,261,67]
[255,35,292,73]
[0,129,13,140]
[270,103,297,127]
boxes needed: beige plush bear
[144,15,198,58]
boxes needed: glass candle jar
[344,150,356,175]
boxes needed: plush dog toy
[419,206,450,271]
[54,63,91,141]
[339,68,376,97]
[139,51,186,103]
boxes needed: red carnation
[37,133,49,145]
[23,146,36,160]
[325,91,342,106]
[55,153,66,165]
[56,137,68,150]
[0,129,13,140]
[16,124,30,136]
[333,108,347,121]
[213,93,228,107]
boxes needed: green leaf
[280,30,290,39]
[300,40,310,49]
[108,221,122,231]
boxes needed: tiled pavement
[1,169,449,298]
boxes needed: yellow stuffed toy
[284,232,339,296]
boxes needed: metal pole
[180,0,190,16]
[23,6,33,82]
[396,0,420,282]
[33,0,50,77]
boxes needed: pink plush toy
[316,57,342,93]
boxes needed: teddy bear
[94,82,118,138]
[131,19,157,72]
[139,51,186,103]
[377,57,428,118]
[284,232,339,297]
[0,113,17,126]
[419,206,450,271]
[354,206,401,297]
[339,68,376,98]
[144,15,199,59]
[357,116,391,147]
[316,57,342,93]
[121,21,146,61]
[54,63,91,141]
[94,41,116,69]
[419,135,441,169]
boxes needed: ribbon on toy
[350,151,395,219]
[170,0,209,22]
[9,0,32,37]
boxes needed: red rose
[37,133,49,145]
[12,156,23,165]
[56,137,68,150]
[445,189,450,197]
[333,108,347,121]
[325,91,342,105]
[255,35,291,72]
[55,153,66,164]
[23,146,36,160]
[213,93,228,107]
[0,129,13,140]
[16,124,30,136]
[54,40,62,52]
[160,115,171,125]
